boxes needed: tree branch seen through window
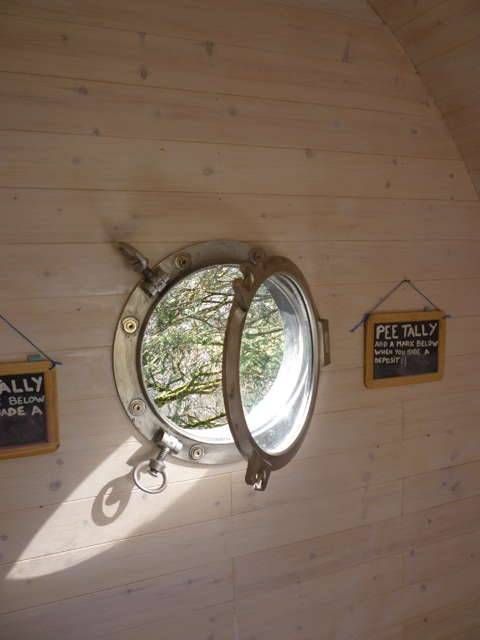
[141,266,285,430]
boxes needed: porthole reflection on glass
[239,274,315,455]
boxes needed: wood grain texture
[1,241,480,302]
[0,14,433,115]
[0,0,407,68]
[2,189,480,245]
[264,0,382,24]
[372,0,480,199]
[0,0,383,31]
[1,131,474,198]
[0,560,233,640]
[0,73,457,158]
[1,1,480,638]
[395,0,480,65]
[370,0,445,29]
[405,595,480,639]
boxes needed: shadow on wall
[0,416,235,639]
[0,199,269,638]
[92,445,154,526]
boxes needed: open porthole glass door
[113,241,330,494]
[223,253,328,491]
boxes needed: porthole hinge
[117,242,170,297]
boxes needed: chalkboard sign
[365,310,445,389]
[0,360,59,459]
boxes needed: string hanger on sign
[350,279,451,333]
[0,312,62,369]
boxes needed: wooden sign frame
[0,360,59,459]
[365,309,446,389]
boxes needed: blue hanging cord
[350,279,451,333]
[0,312,62,369]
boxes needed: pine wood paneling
[0,73,457,157]
[2,279,480,362]
[269,0,382,24]
[403,459,480,514]
[405,596,480,640]
[0,560,233,640]
[395,0,480,66]
[232,421,480,516]
[0,0,407,67]
[2,189,480,246]
[235,555,480,639]
[1,1,480,638]
[0,474,231,564]
[226,480,403,558]
[0,0,382,31]
[0,406,401,512]
[0,14,432,115]
[100,602,235,640]
[235,492,480,606]
[2,241,480,302]
[1,132,474,198]
[404,388,480,439]
[235,555,404,639]
[370,0,445,29]
[371,0,480,199]
[404,527,480,586]
[0,519,229,614]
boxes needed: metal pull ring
[133,460,168,494]
[131,431,182,495]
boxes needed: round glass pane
[239,274,315,456]
[141,265,237,444]
[141,265,286,448]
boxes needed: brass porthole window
[113,241,330,492]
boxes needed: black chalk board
[365,310,445,389]
[0,361,59,459]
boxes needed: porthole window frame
[113,240,330,489]
[223,254,322,489]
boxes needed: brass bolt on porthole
[128,398,146,416]
[174,253,191,271]
[122,316,139,335]
[189,444,205,461]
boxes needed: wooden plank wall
[0,1,480,638]
[370,0,480,197]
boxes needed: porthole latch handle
[318,317,331,367]
[245,452,271,491]
[132,431,183,494]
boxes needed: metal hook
[117,242,150,274]
[116,242,170,297]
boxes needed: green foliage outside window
[141,266,285,429]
